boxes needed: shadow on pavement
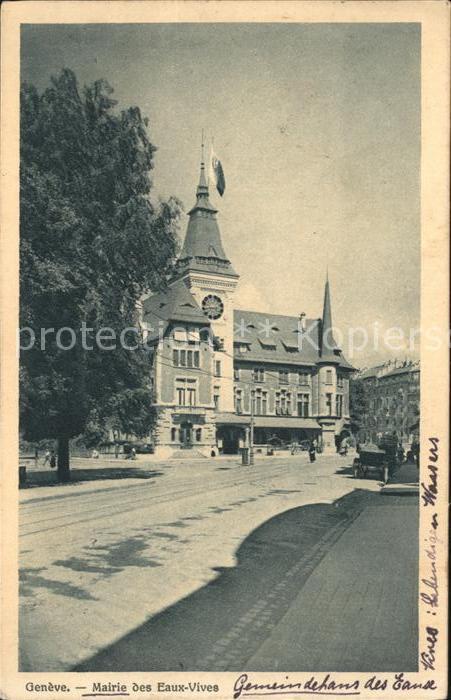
[75,486,418,672]
[20,466,164,489]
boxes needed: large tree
[349,376,369,437]
[20,69,180,481]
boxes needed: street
[19,453,418,672]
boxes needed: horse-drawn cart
[353,445,390,484]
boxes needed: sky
[21,22,421,367]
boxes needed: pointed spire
[191,132,215,211]
[196,159,209,196]
[177,143,238,278]
[320,272,339,360]
[322,274,333,334]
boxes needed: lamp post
[249,389,255,465]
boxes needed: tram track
[20,462,298,538]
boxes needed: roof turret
[320,273,341,362]
[178,160,238,278]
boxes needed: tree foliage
[20,69,180,480]
[349,377,369,436]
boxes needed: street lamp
[250,389,255,465]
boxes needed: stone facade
[141,159,354,457]
[356,360,420,444]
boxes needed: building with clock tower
[175,159,239,414]
[141,158,238,456]
[140,156,354,458]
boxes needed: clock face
[202,294,224,320]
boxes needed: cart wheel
[383,466,389,484]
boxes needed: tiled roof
[359,366,385,380]
[381,364,420,379]
[142,280,209,341]
[233,309,354,370]
[178,163,238,277]
[359,363,420,380]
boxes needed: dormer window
[173,327,187,342]
[253,367,265,382]
[259,338,276,350]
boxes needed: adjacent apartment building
[356,360,420,444]
[141,160,354,457]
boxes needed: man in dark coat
[308,441,316,463]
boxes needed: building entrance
[180,422,193,449]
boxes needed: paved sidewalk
[246,493,418,672]
[382,460,419,495]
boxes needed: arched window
[196,428,202,442]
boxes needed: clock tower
[176,158,239,412]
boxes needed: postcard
[1,2,449,699]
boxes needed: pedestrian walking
[308,441,316,463]
[49,451,56,469]
[43,450,51,466]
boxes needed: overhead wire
[143,305,319,390]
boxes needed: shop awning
[215,412,250,426]
[216,413,321,430]
[253,416,321,430]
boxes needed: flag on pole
[209,148,226,196]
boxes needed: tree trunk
[57,435,70,482]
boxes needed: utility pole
[249,389,255,465]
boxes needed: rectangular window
[279,391,291,415]
[255,391,262,415]
[188,329,200,344]
[173,327,187,342]
[297,393,310,417]
[215,360,221,377]
[275,393,281,415]
[279,370,289,384]
[175,378,196,407]
[337,375,344,388]
[326,393,333,416]
[298,371,310,385]
[253,367,265,382]
[286,393,292,415]
[174,349,199,368]
[336,395,343,417]
[214,387,220,410]
[326,370,333,385]
[262,392,267,415]
[187,387,196,406]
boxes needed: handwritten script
[419,437,440,672]
[232,673,437,698]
